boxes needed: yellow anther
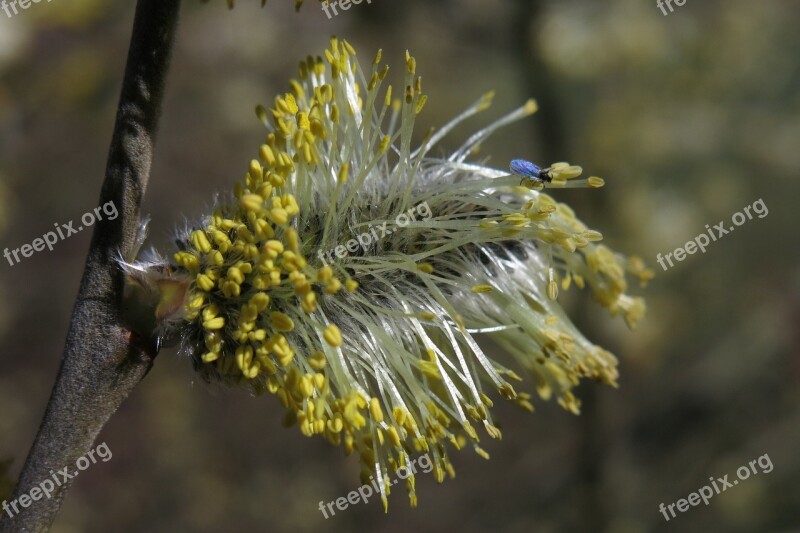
[210,230,232,252]
[378,135,391,154]
[191,230,212,253]
[249,329,267,342]
[255,103,268,123]
[471,285,493,293]
[547,280,559,301]
[406,53,416,74]
[485,424,502,440]
[317,265,333,282]
[477,91,495,112]
[323,324,342,347]
[240,194,263,212]
[285,228,300,253]
[516,399,535,413]
[227,266,245,284]
[203,317,225,330]
[466,406,481,420]
[327,418,344,434]
[475,447,490,460]
[506,370,523,382]
[196,273,215,292]
[588,176,605,188]
[269,207,289,225]
[336,162,350,184]
[248,159,263,182]
[479,392,493,408]
[301,291,318,313]
[369,398,384,423]
[415,95,428,114]
[355,394,367,409]
[269,208,288,225]
[503,213,529,226]
[313,373,326,392]
[553,165,583,180]
[419,360,440,379]
[296,111,310,131]
[498,383,517,400]
[174,251,199,271]
[584,230,603,241]
[299,375,315,398]
[187,294,205,311]
[317,84,333,104]
[324,278,342,294]
[221,280,240,298]
[259,144,276,167]
[392,407,407,426]
[235,345,253,369]
[263,240,284,259]
[202,304,220,321]
[384,85,393,107]
[309,351,327,370]
[270,311,295,332]
[387,426,402,447]
[206,250,224,266]
[249,292,270,310]
[267,171,284,187]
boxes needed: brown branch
[0,1,181,530]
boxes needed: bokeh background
[1,0,799,532]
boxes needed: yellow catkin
[168,39,647,514]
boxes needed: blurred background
[1,0,799,531]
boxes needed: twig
[0,1,181,530]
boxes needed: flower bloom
[151,38,651,510]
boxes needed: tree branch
[1,1,181,530]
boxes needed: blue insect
[509,159,553,186]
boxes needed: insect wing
[509,159,541,178]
